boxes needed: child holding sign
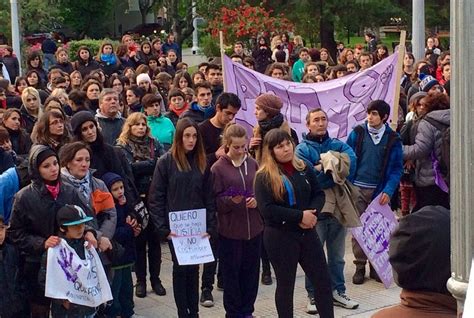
[149,118,217,318]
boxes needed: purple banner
[350,194,398,288]
[223,53,399,140]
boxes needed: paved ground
[133,235,401,318]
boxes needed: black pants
[169,241,200,318]
[413,184,450,212]
[219,234,262,317]
[264,227,334,318]
[135,222,162,285]
[261,244,271,274]
[201,235,220,291]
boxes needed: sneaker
[200,289,214,307]
[135,281,146,298]
[306,296,318,314]
[332,290,359,309]
[352,268,365,285]
[152,281,166,296]
[261,272,273,285]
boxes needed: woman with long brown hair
[31,110,70,152]
[116,112,165,298]
[254,128,333,318]
[149,118,216,318]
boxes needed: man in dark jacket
[41,35,57,71]
[95,89,125,145]
[180,82,215,124]
[206,64,224,105]
[161,33,182,61]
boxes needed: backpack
[423,117,450,186]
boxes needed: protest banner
[45,239,113,307]
[350,193,398,288]
[223,52,399,141]
[169,208,215,265]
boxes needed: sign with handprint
[351,193,398,288]
[45,239,113,307]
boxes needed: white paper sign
[168,209,215,265]
[45,239,113,307]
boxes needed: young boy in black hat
[41,204,97,317]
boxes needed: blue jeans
[106,265,134,318]
[305,216,347,296]
[43,53,56,71]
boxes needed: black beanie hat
[70,111,97,135]
[36,147,58,168]
[367,100,391,122]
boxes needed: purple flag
[350,194,398,288]
[223,53,399,140]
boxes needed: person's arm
[383,138,404,198]
[211,163,244,214]
[402,120,435,160]
[305,167,325,214]
[254,173,303,225]
[148,155,171,238]
[339,140,358,181]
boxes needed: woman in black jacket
[1,108,32,157]
[8,145,97,318]
[73,46,100,78]
[149,118,217,318]
[254,128,333,318]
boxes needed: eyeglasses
[26,97,38,102]
[49,119,64,125]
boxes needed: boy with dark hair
[180,81,215,123]
[205,64,223,104]
[292,48,310,82]
[346,100,403,285]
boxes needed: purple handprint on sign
[57,247,82,283]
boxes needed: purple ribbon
[219,187,254,198]
[431,152,449,193]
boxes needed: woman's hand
[246,197,257,209]
[167,232,177,240]
[231,196,244,204]
[201,232,210,239]
[98,237,112,252]
[44,236,61,249]
[249,137,262,149]
[299,209,317,229]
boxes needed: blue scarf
[192,102,215,119]
[100,53,117,65]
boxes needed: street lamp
[191,1,199,55]
[10,0,21,75]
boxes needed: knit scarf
[61,167,91,200]
[100,53,117,65]
[128,136,151,161]
[258,113,284,137]
[194,103,215,119]
[169,102,188,116]
[367,124,386,145]
[45,181,60,200]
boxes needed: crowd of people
[0,30,454,318]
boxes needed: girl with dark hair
[373,44,389,65]
[116,112,166,299]
[1,108,32,157]
[14,76,28,95]
[97,42,122,78]
[126,85,145,114]
[73,46,100,78]
[254,128,333,318]
[191,71,205,85]
[26,51,47,84]
[109,74,127,113]
[149,118,217,318]
[320,48,336,67]
[138,41,154,65]
[81,78,103,114]
[26,70,44,90]
[31,110,70,152]
[142,93,175,150]
[173,71,193,90]
[152,38,163,57]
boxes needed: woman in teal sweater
[142,93,175,150]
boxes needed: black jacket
[254,165,325,232]
[0,241,27,316]
[116,137,165,196]
[54,62,74,74]
[19,104,38,134]
[1,56,19,82]
[74,59,100,78]
[8,145,94,263]
[148,152,217,239]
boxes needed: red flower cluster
[209,2,295,43]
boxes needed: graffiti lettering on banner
[169,208,215,265]
[223,53,399,141]
[351,193,398,288]
[45,239,113,307]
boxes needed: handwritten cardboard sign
[351,194,398,288]
[45,239,113,307]
[169,209,214,265]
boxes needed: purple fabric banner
[350,194,398,288]
[223,53,399,140]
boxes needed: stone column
[447,0,474,315]
[412,0,425,61]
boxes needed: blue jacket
[0,167,19,224]
[346,123,403,199]
[295,132,357,190]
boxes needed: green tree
[57,0,115,39]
